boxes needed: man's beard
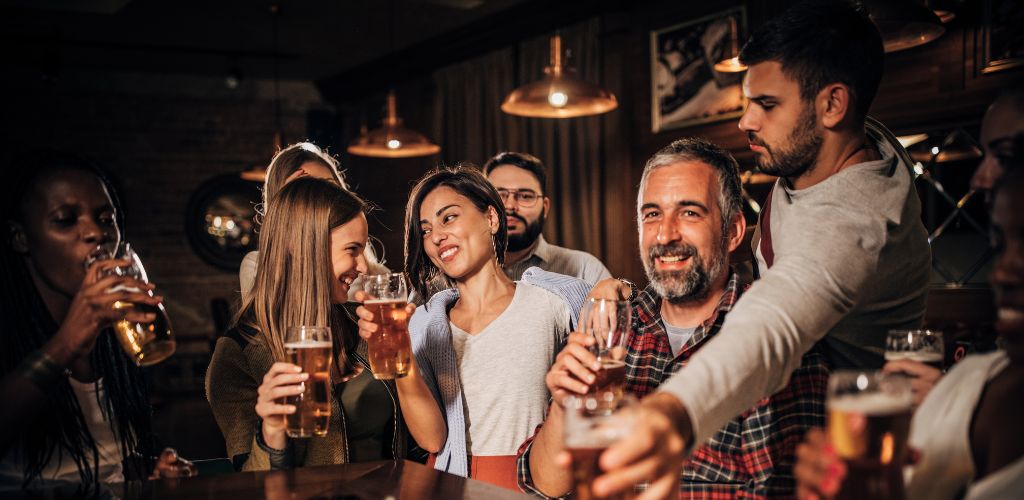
[643,240,727,304]
[506,212,545,252]
[749,104,822,179]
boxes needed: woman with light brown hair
[239,142,387,301]
[207,178,406,470]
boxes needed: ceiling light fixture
[347,90,441,158]
[713,15,747,73]
[501,34,617,118]
[863,0,945,53]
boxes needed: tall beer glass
[827,371,913,499]
[90,242,176,366]
[580,299,631,414]
[284,325,332,438]
[564,395,635,500]
[885,329,944,370]
[361,273,412,380]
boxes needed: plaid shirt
[516,273,829,499]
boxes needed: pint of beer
[885,330,944,370]
[90,242,176,366]
[284,326,333,438]
[362,273,413,380]
[580,299,631,414]
[564,395,635,500]
[827,371,913,499]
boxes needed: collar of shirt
[525,235,552,264]
[624,272,742,400]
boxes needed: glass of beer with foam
[827,371,913,499]
[885,329,944,370]
[361,273,413,380]
[564,395,636,500]
[88,241,176,366]
[284,325,333,438]
[580,299,631,414]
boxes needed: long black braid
[0,150,154,485]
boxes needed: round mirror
[185,174,261,271]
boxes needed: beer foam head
[884,351,942,363]
[284,341,332,349]
[828,391,912,415]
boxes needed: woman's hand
[546,333,600,406]
[882,359,942,408]
[794,428,846,500]
[149,448,197,479]
[587,278,631,301]
[255,362,307,450]
[48,259,161,365]
[353,291,416,342]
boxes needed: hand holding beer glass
[580,299,631,414]
[883,330,944,407]
[826,370,913,499]
[256,326,333,449]
[564,395,636,500]
[88,241,176,366]
[360,273,413,380]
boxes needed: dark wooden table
[106,460,530,499]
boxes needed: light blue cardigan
[407,267,592,477]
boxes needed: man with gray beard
[515,138,830,498]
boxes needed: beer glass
[361,273,413,380]
[284,325,332,438]
[564,395,635,500]
[579,299,631,414]
[89,242,176,366]
[885,329,944,370]
[827,371,914,499]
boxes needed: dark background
[2,0,1020,459]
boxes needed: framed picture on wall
[981,0,1024,74]
[650,7,746,133]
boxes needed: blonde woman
[239,142,387,301]
[207,178,406,470]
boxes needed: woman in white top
[0,152,194,490]
[795,171,1024,500]
[239,142,387,301]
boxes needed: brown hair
[262,142,348,215]
[239,177,366,361]
[404,165,508,301]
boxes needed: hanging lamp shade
[713,16,747,73]
[864,0,945,53]
[347,91,440,158]
[501,35,617,118]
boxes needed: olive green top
[205,323,404,471]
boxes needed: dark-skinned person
[794,170,1024,500]
[0,151,195,490]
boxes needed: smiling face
[638,161,730,304]
[991,177,1024,364]
[329,213,369,304]
[739,61,823,179]
[486,164,549,252]
[13,168,119,298]
[419,185,500,282]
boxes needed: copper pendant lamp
[864,0,945,53]
[501,35,617,119]
[713,16,747,73]
[347,90,441,158]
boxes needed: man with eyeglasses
[483,152,612,284]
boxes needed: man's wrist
[617,279,638,302]
[644,392,694,444]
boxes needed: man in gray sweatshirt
[590,2,931,497]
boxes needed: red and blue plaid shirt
[517,272,830,499]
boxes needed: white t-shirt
[449,282,569,456]
[907,350,1024,500]
[0,378,124,488]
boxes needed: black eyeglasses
[496,188,542,207]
